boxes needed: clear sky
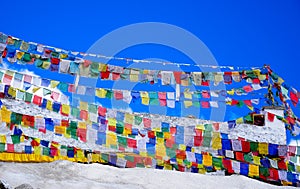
[0,0,300,122]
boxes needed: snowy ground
[0,160,294,189]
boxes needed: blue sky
[0,0,300,122]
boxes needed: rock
[14,184,33,189]
[0,180,11,189]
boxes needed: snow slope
[0,160,294,189]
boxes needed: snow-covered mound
[0,160,293,189]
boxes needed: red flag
[201,80,209,86]
[231,99,239,106]
[201,101,210,108]
[68,84,75,93]
[127,138,137,148]
[241,141,250,153]
[98,106,107,116]
[290,91,299,106]
[79,110,88,120]
[243,100,252,107]
[33,95,42,106]
[114,90,123,100]
[147,130,155,138]
[252,78,260,84]
[202,91,210,98]
[267,112,275,122]
[194,136,203,146]
[7,144,14,152]
[143,118,152,128]
[243,85,253,93]
[173,71,182,84]
[112,73,120,80]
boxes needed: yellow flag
[203,154,212,167]
[278,77,284,85]
[196,124,205,130]
[0,135,6,143]
[0,108,11,123]
[60,53,68,59]
[55,126,66,135]
[184,100,193,108]
[95,88,107,98]
[8,87,16,97]
[258,74,266,81]
[258,143,268,155]
[296,165,300,173]
[227,89,235,95]
[79,101,88,110]
[92,153,100,162]
[34,146,41,155]
[99,64,107,72]
[249,164,259,177]
[124,113,134,124]
[78,122,87,129]
[76,150,85,159]
[32,87,40,93]
[179,144,186,151]
[156,138,164,144]
[247,105,254,111]
[117,153,125,159]
[50,80,59,88]
[61,104,70,115]
[253,156,261,165]
[164,164,173,170]
[252,69,261,77]
[156,159,164,166]
[106,132,117,146]
[156,144,166,157]
[20,135,25,143]
[176,158,183,165]
[46,100,52,111]
[236,117,244,124]
[42,61,51,69]
[16,51,25,59]
[108,118,117,126]
[130,74,139,82]
[164,132,171,139]
[184,90,192,99]
[212,137,222,150]
[141,97,149,105]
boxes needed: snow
[0,160,294,189]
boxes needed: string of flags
[1,111,300,185]
[0,33,271,87]
[0,77,264,111]
[1,32,300,186]
[0,129,299,185]
[0,67,267,101]
[0,82,272,129]
[0,32,264,69]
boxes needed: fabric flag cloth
[290,90,299,106]
[231,140,242,151]
[267,112,275,122]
